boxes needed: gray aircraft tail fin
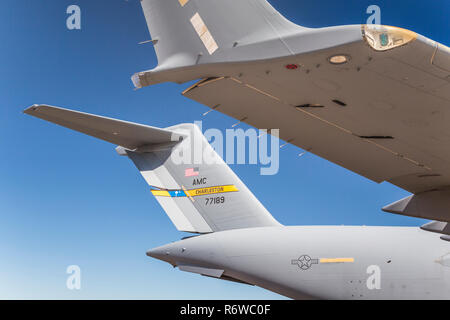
[25,105,281,234]
[137,0,302,71]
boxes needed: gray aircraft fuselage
[148,226,450,299]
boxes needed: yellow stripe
[320,258,355,264]
[182,185,195,203]
[187,185,239,197]
[178,0,189,7]
[151,190,171,197]
[151,185,239,198]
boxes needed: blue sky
[0,0,448,299]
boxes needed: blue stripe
[168,190,187,198]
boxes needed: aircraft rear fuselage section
[148,226,450,299]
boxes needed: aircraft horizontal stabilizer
[24,105,183,151]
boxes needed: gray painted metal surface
[135,0,450,222]
[24,105,280,234]
[148,226,450,300]
[24,0,450,300]
[25,105,450,299]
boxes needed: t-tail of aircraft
[132,0,330,87]
[138,0,303,67]
[24,105,281,234]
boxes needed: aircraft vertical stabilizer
[24,105,281,234]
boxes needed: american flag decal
[185,167,199,177]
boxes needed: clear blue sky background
[1,0,448,299]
